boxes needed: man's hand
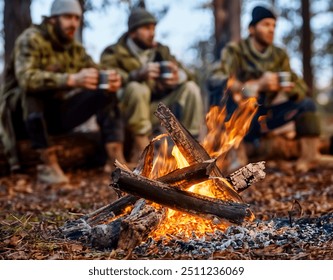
[258,71,280,91]
[134,62,160,81]
[160,61,179,88]
[67,68,98,89]
[108,70,122,92]
[258,71,295,92]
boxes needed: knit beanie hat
[249,6,276,26]
[50,0,82,17]
[128,8,157,32]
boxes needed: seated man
[100,8,203,162]
[215,5,333,172]
[0,0,124,183]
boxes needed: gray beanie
[50,0,82,17]
[128,8,157,31]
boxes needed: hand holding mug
[99,70,122,92]
[278,71,294,92]
[159,61,179,87]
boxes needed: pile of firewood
[61,103,266,253]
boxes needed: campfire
[61,101,266,253]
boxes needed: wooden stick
[117,199,166,252]
[226,161,266,193]
[112,167,254,225]
[157,159,216,189]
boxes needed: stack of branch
[61,103,265,253]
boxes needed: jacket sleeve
[220,43,242,79]
[14,32,69,92]
[100,46,131,84]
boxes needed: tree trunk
[4,0,32,68]
[213,0,241,60]
[301,0,313,95]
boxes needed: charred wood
[117,199,166,252]
[85,194,139,226]
[226,161,266,193]
[154,103,243,203]
[154,103,210,165]
[112,167,254,225]
[157,159,216,189]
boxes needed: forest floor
[1,158,333,260]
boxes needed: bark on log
[112,167,254,225]
[117,199,166,253]
[157,159,216,189]
[226,161,266,193]
[154,103,243,203]
[85,194,139,226]
[154,103,210,165]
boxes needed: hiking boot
[104,142,130,173]
[37,147,69,184]
[104,142,138,173]
[130,135,150,164]
[296,137,333,172]
[37,164,69,184]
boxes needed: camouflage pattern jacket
[100,33,194,90]
[0,20,96,168]
[218,37,308,104]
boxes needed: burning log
[112,166,254,225]
[154,103,243,202]
[85,194,139,226]
[154,103,211,165]
[157,159,216,189]
[117,199,166,253]
[61,103,265,253]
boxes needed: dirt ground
[1,158,333,260]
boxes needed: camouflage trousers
[119,81,204,136]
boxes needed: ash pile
[132,212,333,259]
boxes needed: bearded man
[100,8,203,163]
[216,5,333,172]
[0,0,123,183]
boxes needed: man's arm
[100,45,132,84]
[14,31,99,93]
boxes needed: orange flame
[149,87,258,239]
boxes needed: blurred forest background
[1,0,332,113]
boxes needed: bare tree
[213,0,241,60]
[4,0,32,68]
[301,0,313,95]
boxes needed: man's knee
[182,81,201,98]
[25,112,49,148]
[124,82,151,102]
[299,97,317,112]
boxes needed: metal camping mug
[98,70,109,90]
[159,61,173,79]
[278,71,292,87]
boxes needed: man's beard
[132,37,153,50]
[54,19,75,44]
[254,32,272,49]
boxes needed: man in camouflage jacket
[100,8,203,162]
[0,0,123,183]
[215,5,333,172]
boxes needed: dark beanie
[249,6,276,26]
[128,8,157,31]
